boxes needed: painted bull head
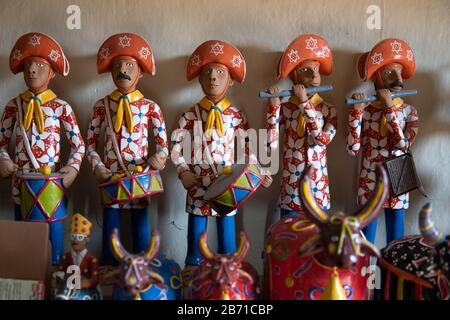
[197,232,254,300]
[110,229,165,296]
[298,165,389,269]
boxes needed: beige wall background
[0,0,449,274]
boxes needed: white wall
[0,0,449,274]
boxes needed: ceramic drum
[99,170,164,206]
[204,163,265,215]
[19,173,67,222]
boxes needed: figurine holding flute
[265,34,337,218]
[346,38,420,245]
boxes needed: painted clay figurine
[86,33,168,265]
[53,213,102,300]
[347,38,419,244]
[266,34,337,218]
[0,33,85,265]
[171,40,271,280]
[263,165,389,300]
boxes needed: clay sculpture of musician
[264,165,389,300]
[171,40,272,287]
[0,33,85,265]
[53,213,101,300]
[86,33,168,265]
[347,38,419,244]
[266,34,337,218]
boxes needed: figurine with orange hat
[53,213,102,300]
[171,40,272,271]
[86,33,168,266]
[347,38,419,244]
[0,33,85,265]
[265,34,337,218]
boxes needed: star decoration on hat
[138,46,151,60]
[28,34,41,47]
[406,49,414,62]
[210,42,224,56]
[371,52,384,65]
[190,54,201,66]
[391,41,403,54]
[48,50,61,62]
[12,49,22,60]
[305,37,318,51]
[288,49,299,63]
[118,35,132,48]
[99,47,110,60]
[318,46,330,57]
[230,54,243,68]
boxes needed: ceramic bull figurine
[263,165,389,300]
[186,232,260,300]
[107,229,182,300]
[377,203,450,300]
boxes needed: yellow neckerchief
[289,93,323,137]
[21,89,57,134]
[109,90,144,133]
[198,96,231,138]
[371,98,404,137]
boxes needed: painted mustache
[391,80,404,88]
[117,72,131,81]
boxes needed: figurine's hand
[376,89,394,109]
[268,86,281,106]
[180,171,200,190]
[149,154,167,171]
[262,174,273,188]
[0,160,18,178]
[80,278,91,289]
[95,166,112,183]
[60,166,78,189]
[293,84,309,104]
[351,93,369,111]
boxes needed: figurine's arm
[0,101,17,162]
[266,102,285,152]
[61,103,85,172]
[170,112,193,177]
[86,102,107,172]
[85,255,100,288]
[347,109,364,156]
[58,254,70,273]
[385,104,419,152]
[148,102,169,160]
[303,101,337,146]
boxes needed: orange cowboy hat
[186,40,246,83]
[278,34,333,80]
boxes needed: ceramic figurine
[170,40,272,288]
[0,33,85,265]
[347,38,419,244]
[86,33,168,265]
[263,165,389,300]
[378,203,450,300]
[265,34,337,218]
[186,232,260,300]
[106,229,182,300]
[53,213,102,300]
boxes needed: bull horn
[199,232,214,260]
[299,167,330,225]
[354,165,389,229]
[110,229,132,262]
[419,203,444,246]
[144,230,161,261]
[235,232,250,262]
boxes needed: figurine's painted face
[290,60,321,91]
[23,57,55,93]
[71,237,87,252]
[199,63,233,102]
[111,57,142,93]
[375,63,404,92]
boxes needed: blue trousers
[280,209,300,218]
[185,214,236,266]
[15,205,64,266]
[363,208,405,245]
[102,207,150,266]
